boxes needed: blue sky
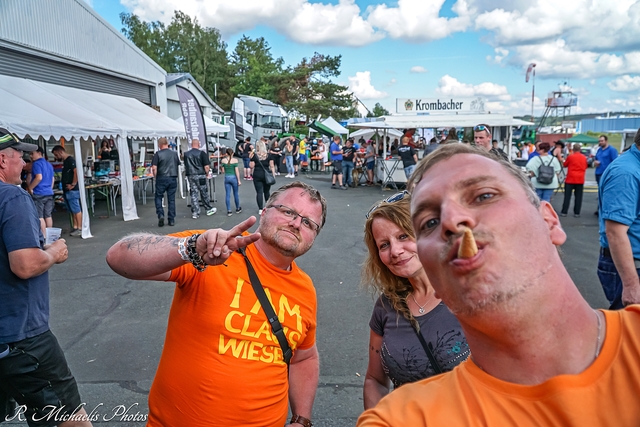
[90,0,640,117]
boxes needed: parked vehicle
[219,95,289,154]
[580,147,594,167]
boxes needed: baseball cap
[0,128,38,152]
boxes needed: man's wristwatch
[290,414,313,427]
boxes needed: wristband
[178,237,189,261]
[290,414,313,427]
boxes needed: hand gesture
[196,217,261,266]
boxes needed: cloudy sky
[90,0,640,117]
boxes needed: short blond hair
[408,143,540,208]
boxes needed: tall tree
[120,12,233,109]
[230,36,284,100]
[277,53,358,122]
[369,102,390,117]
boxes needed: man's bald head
[191,139,200,149]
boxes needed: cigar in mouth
[458,227,478,259]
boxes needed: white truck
[220,95,289,150]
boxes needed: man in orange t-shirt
[107,182,327,427]
[357,143,640,426]
[561,143,588,217]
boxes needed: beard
[259,224,314,259]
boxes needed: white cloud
[608,75,640,92]
[475,1,640,79]
[606,98,640,108]
[410,66,428,74]
[436,75,511,101]
[348,71,387,99]
[390,78,397,84]
[366,0,471,42]
[489,47,509,64]
[121,0,382,46]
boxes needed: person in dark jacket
[184,139,216,219]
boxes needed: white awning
[381,114,534,129]
[174,115,230,134]
[0,75,186,140]
[0,74,188,237]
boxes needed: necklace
[594,310,603,359]
[410,292,432,314]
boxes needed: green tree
[369,102,390,117]
[277,53,358,122]
[230,36,284,100]
[120,12,233,109]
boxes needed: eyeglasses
[473,124,491,134]
[365,191,409,219]
[267,204,321,233]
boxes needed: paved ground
[6,167,608,426]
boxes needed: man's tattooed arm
[106,233,184,280]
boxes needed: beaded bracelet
[185,233,207,272]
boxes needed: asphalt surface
[6,167,608,426]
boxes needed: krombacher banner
[396,97,486,114]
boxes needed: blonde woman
[362,192,469,409]
[220,148,242,216]
[249,139,276,214]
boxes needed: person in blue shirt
[594,135,619,216]
[595,135,618,182]
[0,128,93,426]
[27,146,55,234]
[597,130,640,309]
[330,135,346,190]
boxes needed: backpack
[537,156,555,185]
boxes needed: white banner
[396,97,486,114]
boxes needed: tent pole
[117,133,139,221]
[74,136,92,239]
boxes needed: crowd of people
[2,122,640,427]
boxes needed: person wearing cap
[0,128,93,426]
[27,146,55,235]
[52,145,83,236]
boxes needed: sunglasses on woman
[365,190,409,219]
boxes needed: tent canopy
[349,128,403,140]
[308,120,338,137]
[561,134,599,144]
[0,74,186,140]
[321,117,349,134]
[174,115,230,134]
[380,114,534,129]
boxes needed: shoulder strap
[238,247,293,366]
[411,322,443,374]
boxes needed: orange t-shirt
[358,307,640,427]
[147,231,317,427]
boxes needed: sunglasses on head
[474,124,491,134]
[366,190,409,219]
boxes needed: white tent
[382,113,533,129]
[321,117,349,135]
[350,128,403,141]
[174,115,230,134]
[0,74,186,238]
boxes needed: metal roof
[0,0,166,84]
[166,73,223,114]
